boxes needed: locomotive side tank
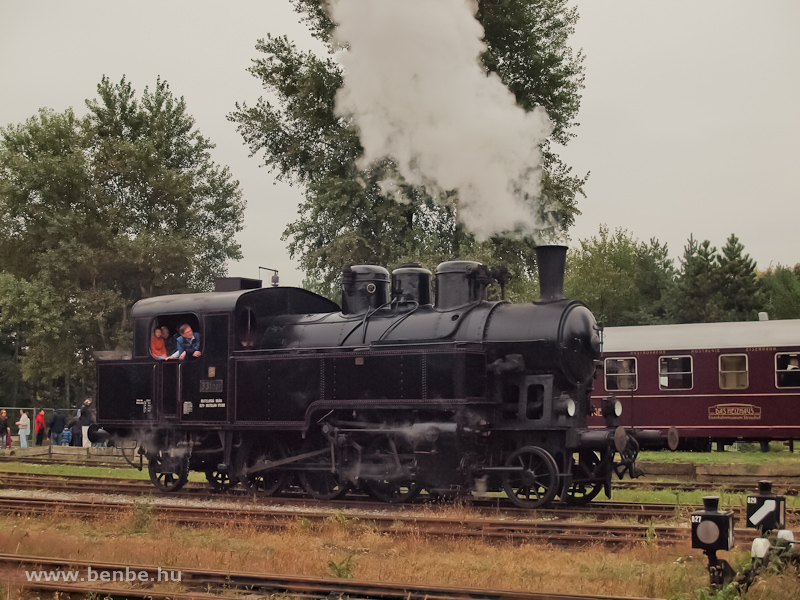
[92,245,675,507]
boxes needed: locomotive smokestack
[535,245,567,304]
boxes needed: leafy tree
[231,0,586,288]
[563,225,675,326]
[717,234,762,321]
[86,76,245,295]
[760,264,800,320]
[667,236,723,323]
[0,330,25,406]
[0,77,245,406]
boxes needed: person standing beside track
[0,410,10,449]
[79,398,95,448]
[68,413,82,447]
[61,424,72,446]
[15,410,30,449]
[48,410,65,446]
[34,409,45,446]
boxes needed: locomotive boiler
[92,245,676,508]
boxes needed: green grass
[602,486,755,508]
[601,479,800,508]
[0,462,206,482]
[640,446,800,465]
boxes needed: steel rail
[1,472,797,525]
[3,453,797,496]
[614,479,799,496]
[0,553,665,600]
[1,473,687,522]
[0,496,749,546]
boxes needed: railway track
[1,553,664,600]
[0,494,763,547]
[614,479,799,496]
[0,471,710,522]
[1,471,796,526]
[3,452,797,496]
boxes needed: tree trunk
[12,334,20,405]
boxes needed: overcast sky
[1,1,798,287]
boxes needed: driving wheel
[562,451,605,505]
[297,436,349,500]
[363,435,421,503]
[502,446,559,509]
[147,449,189,492]
[236,437,288,496]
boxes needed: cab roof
[131,286,340,320]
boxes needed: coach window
[776,353,800,388]
[659,355,693,390]
[719,354,748,390]
[605,358,637,391]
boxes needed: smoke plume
[330,0,557,240]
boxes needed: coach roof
[602,319,800,353]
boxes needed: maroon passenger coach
[590,320,800,450]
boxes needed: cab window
[236,308,259,349]
[659,355,692,390]
[776,353,800,388]
[605,357,637,391]
[719,354,748,390]
[150,314,200,359]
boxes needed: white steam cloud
[331,0,557,240]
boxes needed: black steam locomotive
[92,245,676,508]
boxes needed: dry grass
[0,506,798,600]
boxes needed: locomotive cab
[95,284,340,438]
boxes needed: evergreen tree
[760,264,800,320]
[717,234,762,321]
[668,236,722,323]
[630,237,676,324]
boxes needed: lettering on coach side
[708,403,761,420]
